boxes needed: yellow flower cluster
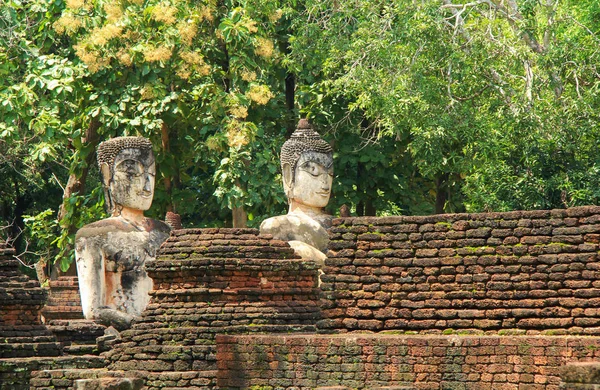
[176,67,191,80]
[246,85,273,105]
[254,37,274,58]
[240,70,257,82]
[104,2,123,22]
[151,3,177,25]
[226,121,250,148]
[177,21,197,46]
[140,84,155,100]
[74,44,109,73]
[206,135,224,152]
[117,48,132,66]
[143,46,172,62]
[65,0,85,10]
[180,51,203,65]
[246,19,258,34]
[269,9,283,22]
[199,6,214,22]
[229,105,248,119]
[90,24,123,46]
[177,51,210,79]
[53,14,82,35]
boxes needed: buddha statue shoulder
[260,119,333,265]
[75,136,170,330]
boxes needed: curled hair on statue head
[280,119,332,185]
[279,119,333,203]
[96,136,153,213]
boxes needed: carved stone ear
[100,163,111,187]
[282,163,293,198]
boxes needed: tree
[288,0,600,214]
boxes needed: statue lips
[138,191,152,199]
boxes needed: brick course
[217,334,600,390]
[321,206,600,334]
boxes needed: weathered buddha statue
[260,119,333,265]
[75,136,170,330]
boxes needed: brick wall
[216,334,600,390]
[321,206,600,334]
[99,228,321,389]
[0,242,104,390]
[0,244,47,326]
[41,276,84,321]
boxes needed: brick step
[63,343,98,356]
[150,289,320,303]
[1,355,107,390]
[121,324,317,339]
[46,320,106,344]
[48,278,80,289]
[0,274,30,282]
[30,368,136,390]
[0,334,57,344]
[45,294,82,303]
[138,312,320,326]
[108,345,216,372]
[0,279,42,288]
[41,305,84,320]
[0,342,62,358]
[144,304,321,315]
[126,323,317,335]
[160,388,211,390]
[30,369,218,390]
[0,325,55,337]
[145,370,218,389]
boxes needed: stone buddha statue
[260,119,333,265]
[75,136,170,330]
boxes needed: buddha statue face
[281,119,333,213]
[109,148,155,211]
[284,151,333,210]
[97,137,155,214]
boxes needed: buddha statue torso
[260,119,333,265]
[75,137,170,330]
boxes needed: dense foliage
[1,0,600,273]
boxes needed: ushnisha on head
[97,136,156,215]
[280,119,333,213]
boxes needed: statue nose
[143,175,152,192]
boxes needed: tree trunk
[365,198,376,216]
[435,173,449,214]
[11,176,26,250]
[161,122,174,212]
[232,205,247,228]
[232,179,247,228]
[57,119,100,225]
[55,119,100,276]
[285,72,296,136]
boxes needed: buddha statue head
[280,119,333,214]
[97,136,156,215]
